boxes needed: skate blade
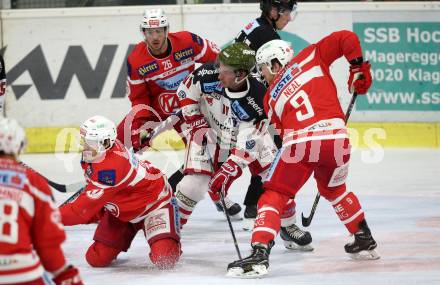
[242,218,255,231]
[348,249,380,260]
[226,265,268,278]
[283,241,314,252]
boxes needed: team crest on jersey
[159,92,180,114]
[98,170,116,186]
[104,202,120,217]
[138,61,159,76]
[86,188,104,200]
[173,47,194,62]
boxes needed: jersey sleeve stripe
[127,76,145,85]
[193,38,208,61]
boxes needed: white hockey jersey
[177,62,277,173]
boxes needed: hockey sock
[330,191,365,234]
[280,198,297,227]
[251,190,289,245]
[175,190,198,227]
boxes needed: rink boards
[0,2,439,152]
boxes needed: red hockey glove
[209,159,243,196]
[53,265,83,285]
[348,61,372,94]
[186,115,209,146]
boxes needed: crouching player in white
[227,33,379,278]
[59,115,181,269]
[175,42,312,253]
[0,118,83,285]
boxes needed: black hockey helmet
[260,0,297,15]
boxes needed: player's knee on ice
[86,242,121,267]
[149,238,181,269]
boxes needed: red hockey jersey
[0,158,67,284]
[264,30,363,144]
[127,31,220,122]
[60,140,171,225]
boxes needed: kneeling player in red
[60,115,181,269]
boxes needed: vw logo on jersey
[231,101,250,120]
[159,92,180,114]
[246,139,256,150]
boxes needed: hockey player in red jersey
[226,32,378,277]
[0,118,83,285]
[116,8,241,216]
[60,115,181,269]
[116,8,219,151]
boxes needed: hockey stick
[47,179,86,193]
[220,190,242,260]
[60,186,86,206]
[18,161,85,193]
[301,92,358,227]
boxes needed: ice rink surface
[21,148,440,285]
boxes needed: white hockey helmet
[0,118,26,156]
[140,8,169,30]
[256,39,294,75]
[80,115,117,157]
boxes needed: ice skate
[242,205,257,231]
[345,220,380,260]
[226,242,273,278]
[215,196,242,218]
[280,224,314,251]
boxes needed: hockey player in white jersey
[174,42,312,252]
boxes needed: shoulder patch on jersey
[202,81,223,93]
[174,47,194,62]
[98,170,116,186]
[86,188,105,200]
[0,170,26,189]
[138,61,159,76]
[231,100,250,120]
[191,33,204,46]
[243,19,260,35]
